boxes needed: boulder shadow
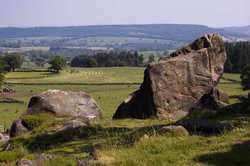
[25,126,133,153]
[195,140,250,166]
[229,95,247,102]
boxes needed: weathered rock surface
[24,90,101,119]
[113,33,227,120]
[10,90,101,137]
[190,87,229,111]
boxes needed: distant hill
[0,24,249,54]
[0,24,247,42]
[223,25,250,37]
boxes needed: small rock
[35,153,52,161]
[4,143,12,151]
[2,88,15,93]
[77,150,98,166]
[34,153,53,165]
[77,159,93,166]
[0,132,10,142]
[62,119,87,130]
[10,119,28,137]
[161,125,189,136]
[15,158,33,166]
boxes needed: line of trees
[71,51,144,67]
[225,41,250,73]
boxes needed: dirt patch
[0,91,27,98]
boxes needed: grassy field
[0,47,50,53]
[0,68,250,166]
[5,67,144,84]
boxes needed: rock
[10,119,28,137]
[77,159,93,166]
[113,33,227,120]
[35,153,52,161]
[77,150,98,166]
[0,132,10,142]
[190,87,229,111]
[175,118,234,135]
[24,90,101,119]
[0,88,15,93]
[161,125,189,136]
[9,90,101,137]
[4,143,12,151]
[15,158,33,166]
[34,153,52,165]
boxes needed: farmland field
[0,68,250,166]
[5,67,144,84]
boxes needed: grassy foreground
[0,68,250,166]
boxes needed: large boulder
[113,33,227,120]
[10,90,101,137]
[24,90,101,119]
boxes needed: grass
[0,69,250,165]
[5,67,144,84]
[108,127,250,166]
[0,46,50,53]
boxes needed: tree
[0,55,5,87]
[3,53,23,72]
[240,65,250,90]
[48,55,66,73]
[87,58,97,67]
[148,54,155,63]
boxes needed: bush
[241,65,250,90]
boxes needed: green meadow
[5,67,144,84]
[0,67,250,166]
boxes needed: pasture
[5,67,144,84]
[0,67,250,166]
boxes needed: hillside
[0,24,247,42]
[1,24,249,54]
[224,25,250,37]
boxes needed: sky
[0,0,249,28]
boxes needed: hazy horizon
[0,0,249,28]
